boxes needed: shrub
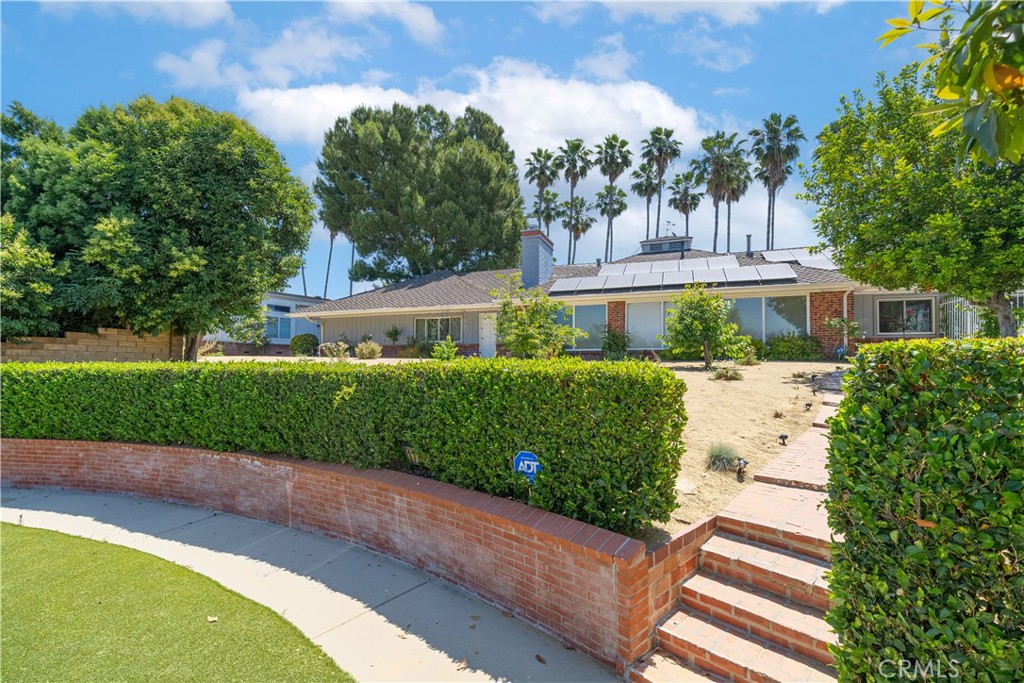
[765,332,822,360]
[706,443,738,472]
[354,340,383,359]
[749,338,768,360]
[289,333,319,357]
[385,325,403,345]
[601,327,631,361]
[0,359,687,535]
[733,336,760,366]
[662,284,743,369]
[431,336,458,361]
[826,339,1024,681]
[493,273,586,359]
[318,342,349,360]
[710,366,742,381]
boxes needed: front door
[479,313,497,358]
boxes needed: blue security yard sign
[513,451,542,484]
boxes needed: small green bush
[318,342,349,360]
[431,336,458,361]
[354,340,383,359]
[711,366,743,381]
[384,325,403,345]
[601,327,631,361]
[290,334,320,356]
[750,338,768,359]
[733,336,760,366]
[0,359,688,535]
[826,339,1024,681]
[706,443,738,472]
[765,333,822,360]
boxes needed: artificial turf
[0,523,356,682]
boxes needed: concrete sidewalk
[0,487,615,683]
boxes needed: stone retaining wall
[1,328,185,363]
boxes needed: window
[728,298,764,340]
[627,302,666,349]
[264,316,292,340]
[268,304,291,313]
[415,316,463,342]
[572,304,606,350]
[877,299,934,335]
[766,296,808,338]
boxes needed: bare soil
[643,360,845,544]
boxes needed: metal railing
[942,291,1024,339]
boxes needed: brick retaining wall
[0,438,711,674]
[0,328,185,363]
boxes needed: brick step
[630,650,726,683]
[659,609,836,683]
[699,533,830,611]
[680,571,835,666]
[822,396,841,408]
[716,483,833,561]
[812,404,838,429]
[753,430,830,493]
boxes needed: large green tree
[1,97,314,359]
[691,132,739,253]
[315,104,525,285]
[667,171,702,237]
[749,113,805,249]
[554,138,593,261]
[594,134,633,262]
[0,214,63,341]
[802,66,1024,336]
[524,148,559,235]
[640,127,682,237]
[630,161,659,240]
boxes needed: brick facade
[0,328,185,363]
[218,342,293,356]
[809,291,854,357]
[607,300,626,334]
[1,438,713,674]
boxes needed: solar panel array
[549,262,798,295]
[598,255,739,276]
[762,248,839,270]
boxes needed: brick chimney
[520,230,554,289]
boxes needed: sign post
[513,451,542,484]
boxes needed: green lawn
[1,523,355,682]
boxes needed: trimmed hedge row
[0,359,687,535]
[826,339,1024,681]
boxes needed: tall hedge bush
[826,339,1023,681]
[0,359,686,535]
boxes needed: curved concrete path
[1,487,615,683]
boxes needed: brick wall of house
[607,301,626,334]
[218,342,293,356]
[0,328,185,363]
[0,438,711,673]
[809,291,855,357]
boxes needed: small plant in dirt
[662,284,744,370]
[734,336,760,366]
[706,443,738,472]
[360,333,374,344]
[601,327,631,360]
[318,342,349,360]
[355,340,383,359]
[385,325,403,345]
[290,333,319,356]
[773,409,784,418]
[791,370,808,379]
[711,366,743,381]
[431,336,458,361]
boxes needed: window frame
[414,316,464,343]
[875,297,936,336]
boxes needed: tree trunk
[349,242,356,297]
[726,200,732,253]
[605,214,613,262]
[323,234,335,299]
[537,188,544,233]
[646,199,651,240]
[567,227,572,264]
[712,202,720,253]
[702,339,711,370]
[301,263,307,296]
[655,181,663,237]
[765,189,772,250]
[183,334,202,362]
[685,212,689,237]
[988,291,1019,337]
[770,188,777,250]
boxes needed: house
[292,230,947,358]
[205,292,324,355]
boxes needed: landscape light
[778,434,788,446]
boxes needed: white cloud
[712,86,750,97]
[814,1,847,14]
[529,1,590,27]
[41,1,233,28]
[155,40,249,89]
[251,19,363,88]
[602,1,777,27]
[327,1,444,48]
[670,19,754,72]
[574,33,637,82]
[361,69,395,86]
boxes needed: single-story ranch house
[293,230,946,358]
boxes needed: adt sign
[513,451,542,484]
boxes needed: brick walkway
[632,385,842,682]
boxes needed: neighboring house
[293,230,949,358]
[206,292,324,355]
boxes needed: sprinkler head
[778,434,788,446]
[805,402,813,411]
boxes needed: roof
[298,246,853,317]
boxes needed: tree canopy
[802,66,1024,335]
[0,214,63,341]
[492,274,585,359]
[315,104,525,285]
[1,96,314,357]
[661,284,743,369]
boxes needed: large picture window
[415,316,463,342]
[264,316,292,340]
[728,298,763,339]
[627,302,665,349]
[570,304,606,350]
[877,299,934,335]
[766,296,808,338]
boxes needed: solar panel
[678,258,709,270]
[705,255,740,269]
[662,270,694,287]
[762,250,795,262]
[691,268,727,284]
[598,263,626,276]
[632,272,665,288]
[549,278,580,294]
[797,256,839,270]
[650,260,680,273]
[723,266,762,283]
[756,264,798,281]
[603,274,636,290]
[623,262,654,274]
[575,276,607,292]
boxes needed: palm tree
[554,139,593,261]
[559,196,594,264]
[533,189,561,256]
[630,161,659,240]
[749,113,805,249]
[691,132,738,253]
[523,148,559,234]
[595,186,628,252]
[594,134,633,262]
[323,227,340,299]
[640,127,682,237]
[667,171,703,237]
[723,145,752,253]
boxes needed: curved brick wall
[0,438,716,673]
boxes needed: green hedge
[826,339,1023,681]
[0,359,687,535]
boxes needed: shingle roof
[301,247,851,316]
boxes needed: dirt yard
[644,360,845,544]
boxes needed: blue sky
[2,1,915,299]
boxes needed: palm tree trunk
[646,199,651,240]
[537,188,544,233]
[684,212,690,237]
[323,234,335,299]
[765,190,772,250]
[655,180,663,237]
[349,241,356,297]
[567,227,572,264]
[713,202,720,253]
[769,188,777,249]
[301,263,308,296]
[605,214,613,262]
[726,200,732,253]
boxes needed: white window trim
[415,316,464,343]
[875,297,936,336]
[265,315,292,342]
